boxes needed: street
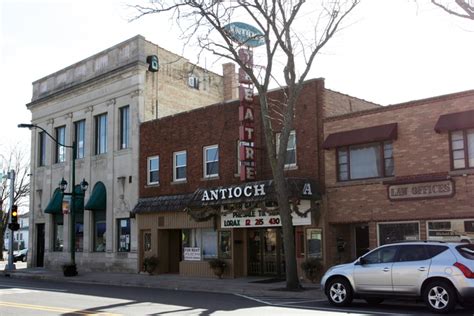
[1,277,474,315]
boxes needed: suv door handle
[418,267,427,271]
[383,267,390,272]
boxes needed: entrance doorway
[355,224,370,258]
[36,224,45,267]
[247,228,284,276]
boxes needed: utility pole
[5,169,16,271]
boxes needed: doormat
[250,278,285,284]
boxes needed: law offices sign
[388,179,455,201]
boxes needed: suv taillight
[454,262,474,278]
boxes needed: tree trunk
[0,223,5,261]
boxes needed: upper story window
[337,141,394,181]
[55,126,66,163]
[119,106,130,150]
[74,120,85,159]
[204,145,219,178]
[276,130,297,168]
[188,74,199,90]
[450,129,474,170]
[95,113,107,155]
[148,156,159,185]
[38,131,46,166]
[173,151,187,182]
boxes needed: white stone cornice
[130,89,143,99]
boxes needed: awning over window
[84,182,106,211]
[44,188,63,214]
[133,194,194,214]
[434,109,474,133]
[322,123,398,149]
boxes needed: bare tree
[131,0,359,289]
[0,145,30,260]
[431,0,474,19]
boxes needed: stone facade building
[323,90,474,266]
[25,35,225,272]
[133,78,379,278]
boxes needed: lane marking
[0,283,68,292]
[0,301,120,315]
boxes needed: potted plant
[143,256,159,275]
[300,257,323,283]
[62,263,78,277]
[208,258,226,279]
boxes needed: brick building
[323,90,474,267]
[133,78,378,278]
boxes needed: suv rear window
[456,244,474,260]
[426,245,449,258]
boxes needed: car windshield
[456,244,474,260]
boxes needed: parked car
[13,248,27,262]
[321,241,474,313]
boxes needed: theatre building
[323,89,474,266]
[133,78,378,278]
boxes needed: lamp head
[59,178,68,192]
[80,178,89,192]
[18,123,36,129]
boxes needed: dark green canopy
[74,184,85,212]
[44,188,63,214]
[85,182,106,211]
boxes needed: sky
[1,0,473,152]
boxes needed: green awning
[74,184,85,212]
[85,182,106,211]
[44,188,63,214]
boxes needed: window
[450,129,474,169]
[119,106,130,150]
[306,228,322,258]
[397,245,430,262]
[219,231,232,259]
[38,131,46,166]
[182,228,217,260]
[94,210,106,252]
[143,231,152,253]
[74,120,85,159]
[427,219,474,243]
[338,141,394,181]
[378,222,419,245]
[173,151,187,181]
[276,130,297,167]
[363,246,398,264]
[55,126,66,163]
[95,113,107,155]
[117,218,130,252]
[53,213,63,252]
[147,156,159,185]
[188,74,199,89]
[204,145,219,177]
[75,211,83,252]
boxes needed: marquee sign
[223,22,265,47]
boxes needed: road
[1,277,474,315]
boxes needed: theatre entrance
[247,228,284,276]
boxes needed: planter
[300,258,322,283]
[208,258,226,279]
[212,266,225,279]
[143,256,159,275]
[62,263,78,277]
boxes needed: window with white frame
[55,126,66,163]
[182,228,217,260]
[276,130,297,167]
[38,131,46,166]
[119,106,130,150]
[148,156,159,185]
[450,129,474,170]
[378,221,419,246]
[173,151,187,181]
[204,145,219,177]
[74,120,85,159]
[95,113,107,155]
[338,141,394,181]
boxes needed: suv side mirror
[358,257,367,265]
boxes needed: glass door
[247,228,284,276]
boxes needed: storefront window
[94,210,106,252]
[75,211,84,252]
[306,228,322,258]
[427,219,474,243]
[182,228,218,260]
[378,222,419,245]
[117,218,131,252]
[143,232,152,252]
[53,213,63,252]
[219,231,232,259]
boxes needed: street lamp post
[18,123,88,276]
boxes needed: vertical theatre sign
[224,22,264,181]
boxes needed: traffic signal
[11,205,18,224]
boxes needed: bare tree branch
[431,0,474,20]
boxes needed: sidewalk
[0,265,326,300]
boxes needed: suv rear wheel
[326,277,353,307]
[423,280,456,314]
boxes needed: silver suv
[321,241,474,313]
